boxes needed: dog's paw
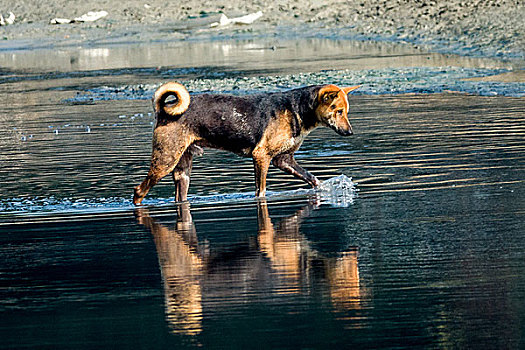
[133,187,145,206]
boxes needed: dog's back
[185,93,266,156]
[175,86,321,156]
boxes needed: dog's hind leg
[272,153,320,188]
[172,149,194,202]
[134,131,195,205]
[134,162,182,205]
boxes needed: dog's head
[315,84,360,136]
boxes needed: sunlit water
[1,38,524,348]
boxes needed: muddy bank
[1,0,524,59]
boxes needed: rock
[0,11,15,26]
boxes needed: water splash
[0,176,357,216]
[317,174,358,207]
[0,196,135,214]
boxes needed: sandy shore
[1,0,524,59]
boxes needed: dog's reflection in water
[136,203,203,335]
[136,200,362,335]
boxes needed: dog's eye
[336,110,343,116]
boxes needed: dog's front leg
[272,153,320,188]
[253,155,271,197]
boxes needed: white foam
[317,174,357,207]
[0,176,357,214]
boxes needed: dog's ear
[318,85,340,104]
[342,85,361,94]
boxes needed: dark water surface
[1,38,524,348]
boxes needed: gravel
[1,0,524,59]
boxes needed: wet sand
[1,0,524,58]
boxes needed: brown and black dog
[133,82,360,205]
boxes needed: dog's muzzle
[335,126,353,136]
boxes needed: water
[1,38,524,348]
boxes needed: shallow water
[1,38,524,348]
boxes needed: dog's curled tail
[153,82,191,117]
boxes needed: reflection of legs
[256,198,270,225]
[175,202,196,245]
[134,205,203,335]
[256,199,303,290]
[272,153,320,188]
[326,250,361,310]
[177,201,193,224]
[256,199,276,264]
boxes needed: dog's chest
[257,111,311,156]
[280,134,306,153]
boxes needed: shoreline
[1,0,524,60]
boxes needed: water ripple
[0,175,357,219]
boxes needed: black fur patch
[157,85,324,155]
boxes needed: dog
[133,82,360,205]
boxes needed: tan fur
[252,110,312,196]
[315,85,360,135]
[154,82,191,117]
[259,110,305,157]
[134,83,360,204]
[134,125,198,204]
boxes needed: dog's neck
[287,86,323,135]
